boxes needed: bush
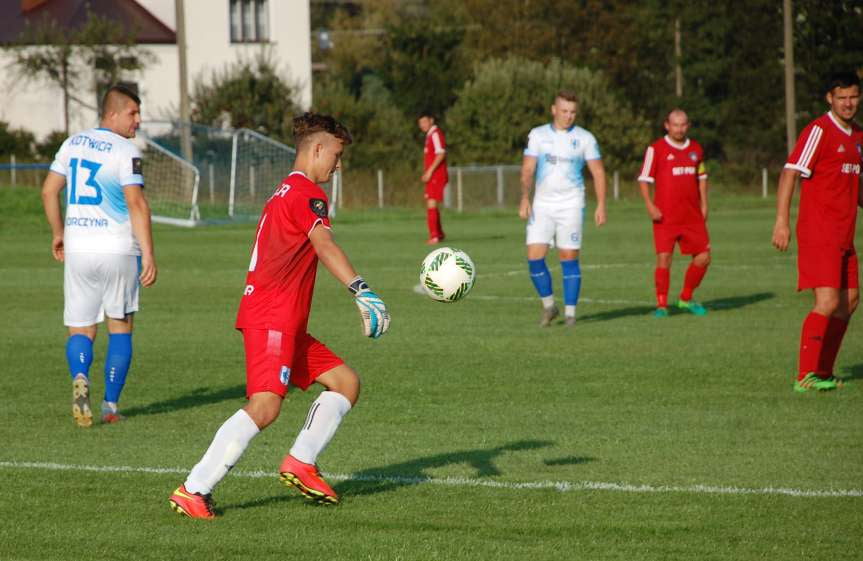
[445,57,651,173]
[0,121,35,159]
[35,130,67,161]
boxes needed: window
[229,0,269,43]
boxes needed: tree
[8,12,153,135]
[0,121,35,159]
[191,53,301,142]
[445,56,651,173]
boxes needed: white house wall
[1,0,311,142]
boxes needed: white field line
[1,460,860,499]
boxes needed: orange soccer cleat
[169,485,215,519]
[279,454,339,505]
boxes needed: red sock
[654,267,670,308]
[680,263,708,301]
[435,209,444,240]
[818,317,849,376]
[426,208,439,239]
[799,312,830,380]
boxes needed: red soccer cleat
[279,454,339,504]
[169,485,215,519]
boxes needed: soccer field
[1,188,861,561]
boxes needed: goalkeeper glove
[348,276,390,338]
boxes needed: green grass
[1,187,861,561]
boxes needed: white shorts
[64,252,140,327]
[526,203,585,250]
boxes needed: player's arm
[421,152,446,183]
[519,155,537,220]
[699,177,709,221]
[40,171,67,262]
[309,224,389,338]
[638,181,662,222]
[772,168,799,252]
[124,185,157,287]
[586,158,607,226]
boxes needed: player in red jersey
[638,109,711,317]
[170,113,390,518]
[418,111,449,244]
[772,72,862,393]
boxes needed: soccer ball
[419,247,476,302]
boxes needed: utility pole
[176,0,193,167]
[783,0,796,153]
[674,17,683,98]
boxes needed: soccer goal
[228,128,296,220]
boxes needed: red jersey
[786,112,863,250]
[638,136,708,225]
[424,125,449,185]
[235,172,331,334]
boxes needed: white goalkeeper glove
[348,276,390,338]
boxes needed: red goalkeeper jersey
[786,112,863,250]
[235,172,331,334]
[424,125,449,185]
[638,136,708,225]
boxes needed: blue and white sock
[561,259,582,317]
[528,259,554,308]
[66,334,93,380]
[104,333,132,404]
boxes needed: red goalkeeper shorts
[797,245,859,291]
[241,329,343,398]
[424,179,446,202]
[652,221,710,255]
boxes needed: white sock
[541,296,555,309]
[184,409,259,495]
[565,305,576,318]
[289,391,352,465]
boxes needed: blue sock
[561,259,582,307]
[104,333,133,404]
[66,334,93,380]
[528,259,553,298]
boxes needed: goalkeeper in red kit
[638,109,711,317]
[169,113,390,518]
[772,72,862,393]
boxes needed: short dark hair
[100,84,141,117]
[827,72,860,93]
[554,90,578,104]
[292,112,353,149]
[418,109,435,120]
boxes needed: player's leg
[171,328,289,518]
[425,184,445,244]
[64,253,104,428]
[676,223,710,315]
[652,223,674,317]
[557,206,583,326]
[794,246,843,392]
[526,205,558,326]
[99,254,141,422]
[818,252,859,385]
[280,335,351,504]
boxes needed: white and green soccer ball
[419,247,476,302]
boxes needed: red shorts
[241,329,344,399]
[797,245,859,291]
[653,221,710,255]
[424,179,446,202]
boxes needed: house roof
[0,0,176,44]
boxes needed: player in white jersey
[520,90,607,326]
[41,85,157,427]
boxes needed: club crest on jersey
[309,198,328,218]
[689,151,698,162]
[838,144,846,153]
[279,365,291,386]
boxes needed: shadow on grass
[839,363,863,382]
[579,291,775,323]
[336,439,556,497]
[123,384,245,418]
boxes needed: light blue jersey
[524,124,601,206]
[50,128,144,255]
